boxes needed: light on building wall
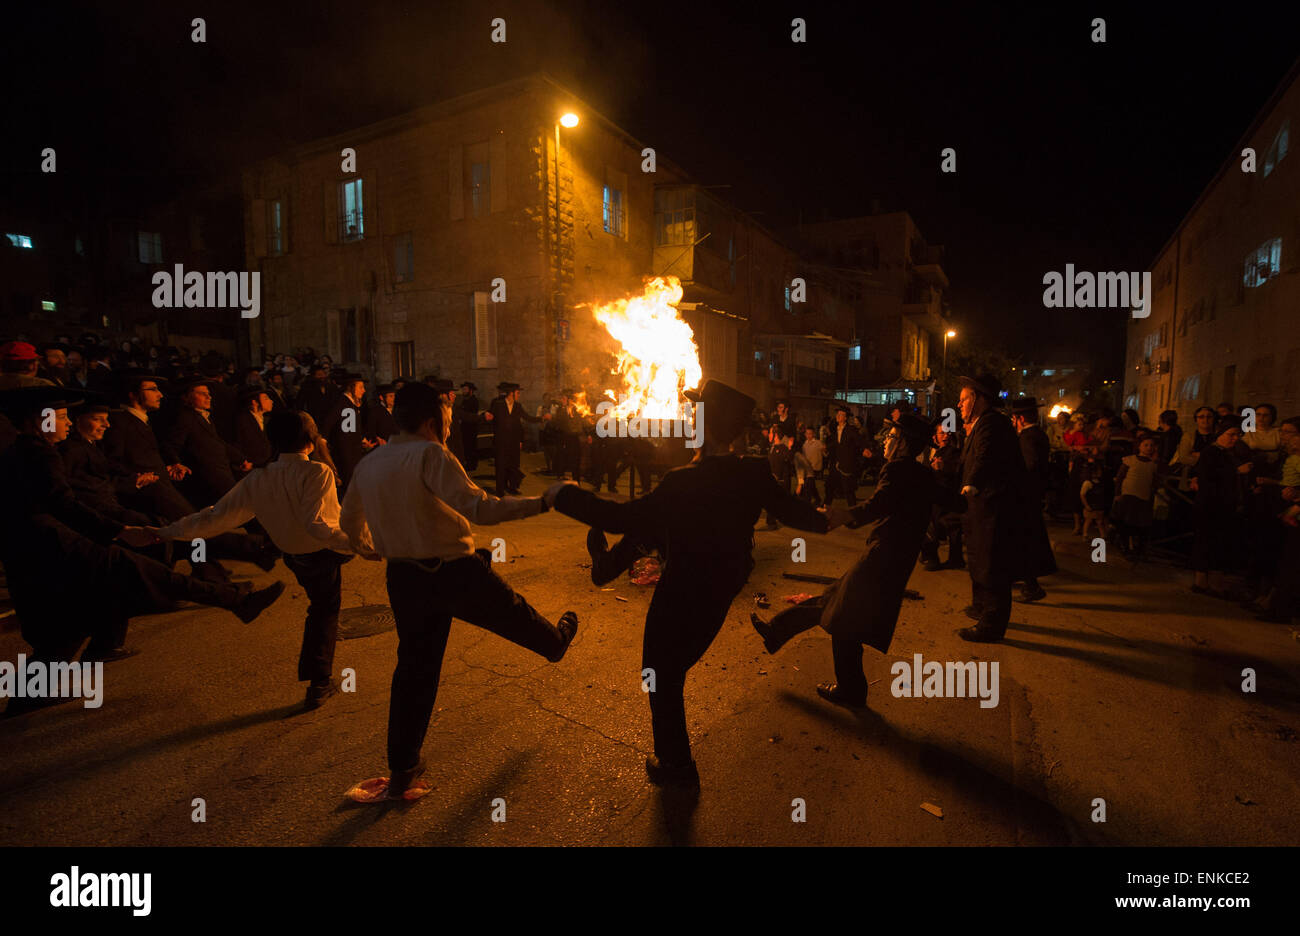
[559,112,580,128]
[946,330,956,338]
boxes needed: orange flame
[588,276,702,419]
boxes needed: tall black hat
[959,374,1003,400]
[684,379,756,442]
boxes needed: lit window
[6,233,34,248]
[340,179,364,240]
[849,344,861,361]
[1264,120,1289,176]
[41,300,56,311]
[784,287,791,311]
[394,233,414,283]
[1040,369,1055,376]
[1058,388,1066,399]
[137,231,162,264]
[603,185,625,237]
[1243,237,1282,288]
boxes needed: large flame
[587,276,702,419]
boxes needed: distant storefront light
[41,300,56,311]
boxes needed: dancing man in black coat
[162,377,251,507]
[548,379,840,788]
[753,412,965,706]
[1010,396,1057,602]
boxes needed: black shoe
[235,580,286,623]
[81,646,139,664]
[962,605,982,621]
[304,680,339,710]
[645,755,700,789]
[816,682,867,709]
[587,529,612,586]
[1015,585,1047,603]
[547,611,579,662]
[957,624,1005,643]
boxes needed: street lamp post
[942,329,957,410]
[552,112,579,389]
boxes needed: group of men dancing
[1,355,1052,799]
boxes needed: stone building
[1125,59,1299,425]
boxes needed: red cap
[0,340,39,362]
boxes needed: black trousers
[493,447,523,495]
[383,554,567,774]
[827,468,858,507]
[643,563,748,766]
[283,549,350,684]
[764,584,871,700]
[970,578,1012,633]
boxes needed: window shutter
[473,290,497,368]
[490,136,507,213]
[251,198,268,258]
[323,183,339,244]
[449,146,464,220]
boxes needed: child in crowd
[1080,464,1108,541]
[1111,436,1161,558]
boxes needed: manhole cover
[338,605,396,639]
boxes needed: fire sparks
[1049,404,1072,418]
[587,276,702,419]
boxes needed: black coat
[162,408,246,505]
[294,377,334,425]
[235,410,273,468]
[59,434,143,518]
[1018,424,1051,503]
[101,409,197,521]
[821,458,964,651]
[827,422,865,474]
[365,403,398,443]
[207,379,239,443]
[961,410,1055,586]
[322,395,369,486]
[489,397,529,455]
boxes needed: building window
[394,233,414,283]
[1264,120,1290,176]
[1058,388,1066,399]
[603,184,625,238]
[654,188,696,246]
[849,344,861,361]
[41,300,56,311]
[5,233,34,249]
[340,179,364,241]
[74,235,84,255]
[473,290,497,368]
[392,341,415,378]
[470,161,489,218]
[769,350,784,382]
[1243,237,1282,288]
[137,231,162,264]
[269,200,284,255]
[784,286,792,311]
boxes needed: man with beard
[235,386,275,468]
[1009,396,1056,602]
[548,379,839,788]
[0,386,284,710]
[955,375,1038,643]
[322,374,379,488]
[752,412,964,706]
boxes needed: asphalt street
[2,452,1298,846]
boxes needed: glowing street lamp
[559,112,580,128]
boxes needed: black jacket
[162,408,246,504]
[322,395,370,486]
[59,433,139,514]
[1018,424,1051,502]
[827,422,865,474]
[235,410,273,468]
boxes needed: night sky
[6,1,1299,372]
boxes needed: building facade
[1125,60,1299,425]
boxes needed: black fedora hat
[959,374,1003,400]
[497,381,520,392]
[174,375,214,394]
[238,385,270,404]
[460,381,477,391]
[432,378,456,393]
[0,385,90,419]
[1009,395,1043,415]
[684,379,757,442]
[117,368,169,397]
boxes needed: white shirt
[801,438,825,472]
[340,433,542,561]
[158,453,356,555]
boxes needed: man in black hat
[162,376,252,507]
[457,382,480,471]
[366,383,399,445]
[60,398,159,525]
[753,412,965,706]
[430,379,465,462]
[321,374,378,488]
[955,375,1033,642]
[295,364,334,426]
[235,386,274,469]
[0,387,284,704]
[1010,396,1057,602]
[552,389,583,482]
[548,379,839,788]
[84,346,115,397]
[485,382,538,496]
